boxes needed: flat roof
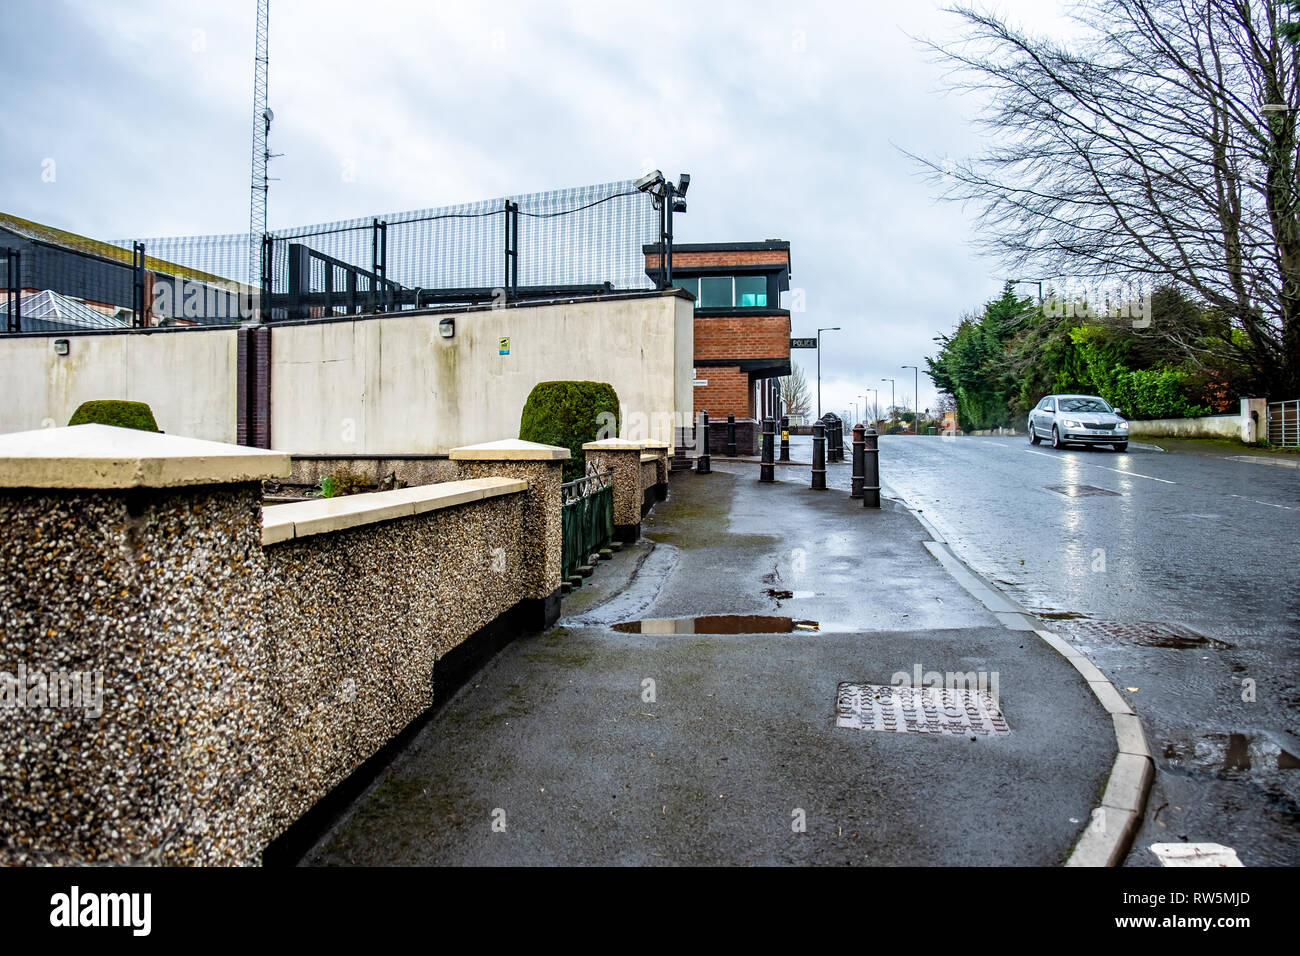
[642,240,790,254]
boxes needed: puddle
[612,615,820,635]
[1163,731,1300,775]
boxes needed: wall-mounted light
[53,339,70,356]
[439,318,455,339]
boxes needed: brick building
[644,240,791,454]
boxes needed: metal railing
[561,464,614,580]
[1268,400,1299,447]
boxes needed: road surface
[791,432,1299,866]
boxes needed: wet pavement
[790,433,1299,866]
[301,462,1114,866]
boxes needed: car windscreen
[1058,398,1111,413]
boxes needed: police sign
[790,337,817,349]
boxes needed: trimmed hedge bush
[519,381,620,481]
[68,400,161,432]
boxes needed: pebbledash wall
[0,290,696,455]
[0,425,627,865]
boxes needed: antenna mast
[249,0,270,308]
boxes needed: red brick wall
[693,365,751,420]
[646,250,789,270]
[694,314,790,363]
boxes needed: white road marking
[1094,466,1175,484]
[1149,842,1243,867]
[1023,449,1175,483]
[1229,494,1296,511]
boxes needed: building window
[734,276,767,307]
[671,277,699,305]
[699,276,733,308]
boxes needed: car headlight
[1063,419,1081,428]
[1117,420,1129,430]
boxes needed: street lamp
[881,378,895,425]
[1010,278,1046,305]
[902,365,918,434]
[868,388,878,424]
[816,327,841,419]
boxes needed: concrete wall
[0,328,239,441]
[270,292,694,455]
[0,292,694,456]
[1125,413,1241,440]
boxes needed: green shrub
[68,400,160,432]
[519,381,620,481]
[313,468,368,498]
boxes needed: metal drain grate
[1044,484,1121,497]
[1052,619,1230,649]
[836,683,1010,736]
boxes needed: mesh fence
[112,179,659,300]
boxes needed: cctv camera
[635,170,664,192]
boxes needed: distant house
[1,212,250,329]
[0,290,129,333]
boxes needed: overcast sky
[1,0,1079,420]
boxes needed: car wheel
[1113,442,1128,452]
[1029,423,1041,445]
[1051,426,1064,450]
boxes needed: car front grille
[1083,422,1116,430]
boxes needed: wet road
[792,433,1300,865]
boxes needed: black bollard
[760,418,775,482]
[811,422,826,490]
[830,420,840,462]
[862,426,880,508]
[835,420,845,462]
[851,423,865,498]
[780,415,790,462]
[697,411,711,474]
[726,413,737,457]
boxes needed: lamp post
[816,326,841,419]
[902,365,918,434]
[868,388,878,425]
[881,378,894,426]
[1010,278,1046,305]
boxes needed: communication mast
[248,0,271,311]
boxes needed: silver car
[1028,394,1129,451]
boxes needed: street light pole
[902,365,918,434]
[881,378,894,425]
[816,326,840,419]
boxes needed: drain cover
[836,683,1010,736]
[1045,484,1121,497]
[1053,619,1230,649]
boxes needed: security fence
[111,179,659,325]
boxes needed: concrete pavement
[301,462,1116,866]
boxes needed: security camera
[635,170,664,192]
[676,173,690,196]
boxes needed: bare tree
[913,0,1300,393]
[779,363,813,418]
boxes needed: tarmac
[301,457,1117,865]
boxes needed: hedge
[519,381,620,481]
[68,400,161,432]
